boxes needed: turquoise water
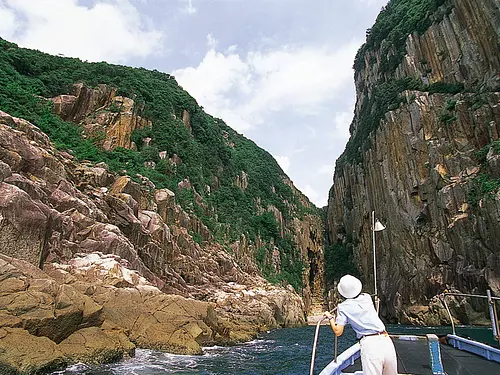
[51,325,497,375]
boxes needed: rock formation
[0,103,318,372]
[47,82,325,314]
[51,83,151,150]
[0,30,327,373]
[327,0,500,324]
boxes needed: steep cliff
[327,0,500,324]
[0,36,324,372]
[0,37,324,304]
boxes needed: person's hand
[323,311,335,322]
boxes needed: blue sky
[0,0,388,206]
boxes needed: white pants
[360,335,397,375]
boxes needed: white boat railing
[440,290,500,343]
[312,290,500,375]
[309,307,338,375]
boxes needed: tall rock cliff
[327,0,500,324]
[0,37,324,372]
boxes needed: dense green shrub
[467,140,500,205]
[254,235,305,291]
[0,37,318,290]
[324,242,359,287]
[468,174,500,206]
[343,0,461,171]
[438,110,456,124]
[427,82,464,95]
[337,77,421,169]
[354,0,451,73]
[476,140,500,163]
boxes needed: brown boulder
[0,110,51,149]
[0,327,66,375]
[210,283,306,343]
[0,255,103,343]
[109,176,151,211]
[0,117,65,186]
[59,327,135,365]
[4,173,47,201]
[155,188,176,224]
[105,194,141,233]
[76,163,115,187]
[139,210,171,244]
[51,94,78,120]
[0,160,12,182]
[94,288,217,354]
[46,253,220,354]
[51,83,116,123]
[0,183,50,266]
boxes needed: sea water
[50,325,355,375]
[50,325,497,375]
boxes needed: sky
[0,0,388,207]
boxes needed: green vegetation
[427,82,464,95]
[0,38,318,290]
[324,242,359,287]
[354,0,450,73]
[468,174,500,206]
[438,109,456,125]
[254,234,305,291]
[466,93,489,111]
[468,140,500,205]
[445,99,457,111]
[476,140,500,163]
[337,0,466,172]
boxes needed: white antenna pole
[372,210,377,296]
[372,210,386,313]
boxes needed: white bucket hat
[337,274,362,299]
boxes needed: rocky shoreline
[0,108,490,374]
[0,110,307,374]
[0,250,306,374]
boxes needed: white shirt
[336,293,386,339]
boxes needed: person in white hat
[324,274,397,375]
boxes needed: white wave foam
[51,363,90,374]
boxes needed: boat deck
[342,336,500,374]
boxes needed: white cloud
[318,164,335,176]
[0,6,16,39]
[245,46,356,115]
[174,41,359,132]
[226,45,238,54]
[174,49,253,130]
[357,0,388,7]
[206,33,217,49]
[332,110,353,142]
[275,156,290,173]
[298,184,320,206]
[0,0,163,63]
[181,0,197,14]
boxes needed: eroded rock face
[58,327,135,365]
[0,183,50,267]
[49,81,325,315]
[0,109,311,372]
[0,252,227,373]
[0,327,67,375]
[327,0,500,323]
[0,254,103,343]
[293,215,325,314]
[210,282,306,343]
[51,83,151,150]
